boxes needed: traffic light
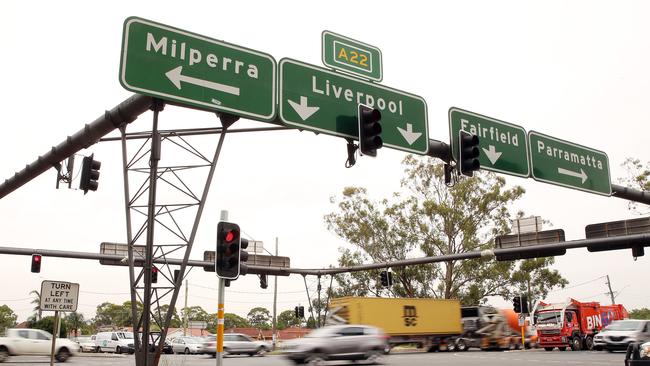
[380,270,393,287]
[151,266,158,283]
[31,254,42,273]
[521,295,529,314]
[358,104,382,157]
[216,221,248,280]
[294,306,299,318]
[259,274,268,289]
[458,130,480,176]
[298,306,305,318]
[79,154,101,194]
[513,296,522,313]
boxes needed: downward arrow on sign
[397,123,422,145]
[482,145,502,165]
[288,96,320,121]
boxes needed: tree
[277,310,301,330]
[0,305,17,333]
[65,311,85,337]
[629,308,650,320]
[247,307,271,330]
[619,158,650,213]
[154,304,181,328]
[325,156,568,304]
[29,290,42,322]
[94,301,142,328]
[30,316,68,337]
[224,313,249,329]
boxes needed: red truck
[533,298,628,351]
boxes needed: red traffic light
[33,255,41,262]
[225,230,236,243]
[31,254,42,273]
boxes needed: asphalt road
[1,350,627,366]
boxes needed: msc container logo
[403,305,418,326]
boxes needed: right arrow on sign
[482,145,502,165]
[288,96,320,121]
[397,123,422,145]
[558,167,588,184]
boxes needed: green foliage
[629,308,650,320]
[0,305,17,333]
[29,290,42,322]
[247,307,271,330]
[277,310,301,330]
[619,158,650,213]
[93,301,143,328]
[30,316,68,337]
[64,311,85,337]
[224,313,250,329]
[325,156,567,304]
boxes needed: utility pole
[272,237,278,350]
[606,275,616,304]
[183,280,188,336]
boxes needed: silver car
[171,337,204,354]
[594,320,650,352]
[282,325,389,365]
[202,334,270,357]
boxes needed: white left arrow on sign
[288,96,319,121]
[397,123,422,145]
[165,66,240,96]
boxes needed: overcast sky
[1,0,649,324]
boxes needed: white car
[72,336,97,352]
[171,337,203,354]
[0,328,80,362]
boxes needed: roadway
[1,349,628,366]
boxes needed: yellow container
[328,297,462,336]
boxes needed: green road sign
[119,17,276,122]
[528,131,611,196]
[449,108,529,178]
[279,58,428,154]
[322,31,382,81]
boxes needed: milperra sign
[120,17,276,122]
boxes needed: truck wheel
[447,342,456,352]
[544,347,554,351]
[0,346,9,362]
[95,346,102,353]
[558,347,567,351]
[570,337,581,351]
[55,348,71,362]
[456,339,468,352]
[584,336,594,350]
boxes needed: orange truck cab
[533,298,628,351]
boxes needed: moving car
[282,324,389,365]
[0,328,79,363]
[203,334,270,357]
[594,320,650,352]
[171,337,204,354]
[624,341,650,366]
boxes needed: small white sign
[518,315,526,327]
[40,280,79,312]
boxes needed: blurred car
[202,334,270,357]
[594,320,650,352]
[624,341,650,366]
[145,332,173,354]
[171,337,204,354]
[281,324,389,365]
[72,336,97,352]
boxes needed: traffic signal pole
[216,210,228,366]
